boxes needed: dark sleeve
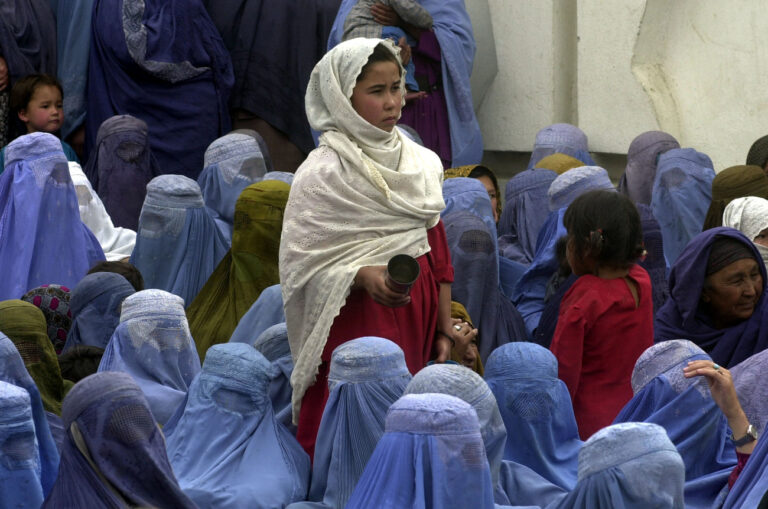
[414,30,441,62]
[427,219,453,284]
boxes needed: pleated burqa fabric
[187,180,290,359]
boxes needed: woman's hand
[371,3,402,27]
[449,318,478,352]
[354,266,411,308]
[397,36,412,66]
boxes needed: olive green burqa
[187,180,291,360]
[0,300,72,414]
[704,165,768,230]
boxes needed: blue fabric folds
[723,420,768,508]
[0,335,59,496]
[0,380,44,508]
[345,393,496,509]
[485,343,582,491]
[0,133,105,300]
[130,175,229,306]
[731,349,768,436]
[250,323,293,429]
[198,133,269,244]
[442,177,498,240]
[309,337,412,509]
[97,290,201,425]
[651,148,715,267]
[229,284,286,345]
[654,228,768,368]
[329,0,484,166]
[528,124,595,170]
[636,204,669,314]
[549,422,685,508]
[444,210,527,361]
[165,343,310,508]
[86,0,234,178]
[613,340,736,508]
[547,166,614,212]
[63,272,135,352]
[404,364,507,502]
[498,169,558,265]
[42,372,195,508]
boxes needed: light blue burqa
[0,381,44,508]
[97,290,201,425]
[328,0,484,166]
[165,343,310,508]
[229,283,285,344]
[130,174,229,305]
[0,132,105,300]
[0,335,59,496]
[528,124,595,170]
[198,133,268,244]
[250,323,293,429]
[345,393,497,509]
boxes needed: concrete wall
[470,0,768,179]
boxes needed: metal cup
[386,254,421,294]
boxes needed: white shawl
[723,196,768,269]
[280,38,445,422]
[69,162,137,261]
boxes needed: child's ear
[17,109,29,123]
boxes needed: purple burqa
[0,133,104,300]
[42,371,196,508]
[83,115,160,230]
[618,131,680,205]
[655,227,768,367]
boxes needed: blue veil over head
[250,323,293,429]
[130,174,229,305]
[0,132,105,300]
[614,340,736,507]
[42,371,195,508]
[345,393,496,509]
[309,337,412,509]
[165,343,310,508]
[0,380,44,509]
[484,342,581,491]
[97,290,201,424]
[528,124,595,170]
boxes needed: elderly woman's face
[702,258,763,328]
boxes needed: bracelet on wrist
[436,330,455,346]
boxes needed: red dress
[296,221,454,459]
[550,264,653,439]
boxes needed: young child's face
[18,85,63,133]
[351,61,402,132]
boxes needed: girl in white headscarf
[723,196,768,269]
[280,38,474,459]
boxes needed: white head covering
[69,161,136,261]
[281,38,445,422]
[723,196,768,242]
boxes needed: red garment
[550,264,653,439]
[296,221,454,460]
[728,451,751,488]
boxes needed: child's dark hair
[563,190,644,269]
[10,74,63,115]
[87,261,145,292]
[357,43,402,82]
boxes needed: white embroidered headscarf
[281,38,445,422]
[723,196,768,267]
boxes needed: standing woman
[280,39,469,457]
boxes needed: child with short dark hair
[549,190,654,439]
[1,74,79,170]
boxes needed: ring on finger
[453,324,462,331]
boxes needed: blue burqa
[228,283,285,344]
[165,343,310,508]
[63,272,135,352]
[485,343,582,491]
[42,372,195,508]
[0,335,59,496]
[309,337,412,509]
[549,422,685,508]
[722,420,768,508]
[404,364,509,504]
[345,393,496,509]
[498,169,558,265]
[613,340,736,508]
[0,381,44,508]
[444,211,527,361]
[86,0,234,178]
[528,124,595,170]
[328,0,484,166]
[636,203,669,314]
[248,323,294,430]
[130,174,229,306]
[198,132,269,244]
[651,148,715,267]
[0,133,105,300]
[654,228,768,367]
[97,290,201,425]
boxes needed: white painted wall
[469,0,768,173]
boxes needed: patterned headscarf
[704,165,768,230]
[21,285,72,354]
